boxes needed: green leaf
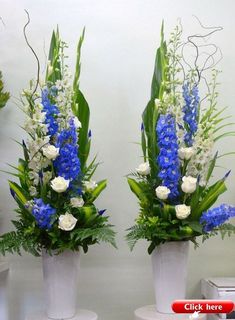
[147,242,156,254]
[141,128,147,161]
[206,151,218,183]
[196,179,228,217]
[9,181,28,204]
[88,180,107,203]
[184,221,203,234]
[142,99,159,177]
[73,27,85,90]
[151,21,167,100]
[127,178,148,202]
[214,131,235,142]
[73,90,90,171]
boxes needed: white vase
[42,249,80,319]
[151,241,189,314]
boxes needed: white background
[0,1,235,319]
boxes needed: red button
[172,300,234,314]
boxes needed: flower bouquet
[126,23,235,313]
[0,28,115,319]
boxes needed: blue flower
[182,83,199,146]
[42,88,59,136]
[54,118,81,181]
[200,204,235,232]
[32,198,56,229]
[156,114,180,199]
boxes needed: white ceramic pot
[151,241,189,314]
[42,249,80,319]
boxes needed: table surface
[135,306,207,320]
[25,309,98,320]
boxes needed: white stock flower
[181,176,197,194]
[70,197,84,208]
[155,186,170,200]
[29,186,37,196]
[84,180,97,191]
[32,110,46,123]
[179,147,194,160]
[51,177,70,193]
[29,171,39,186]
[58,213,77,231]
[42,145,60,160]
[73,116,82,129]
[136,162,150,176]
[175,204,191,220]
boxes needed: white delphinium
[29,171,39,186]
[29,186,37,197]
[55,67,73,120]
[187,123,214,185]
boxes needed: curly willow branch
[181,16,223,85]
[23,10,40,97]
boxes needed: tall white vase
[42,249,80,319]
[151,241,189,314]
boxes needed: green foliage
[0,71,10,109]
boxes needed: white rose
[84,180,97,191]
[73,116,82,129]
[58,213,77,231]
[179,147,194,160]
[181,176,197,194]
[70,197,84,208]
[42,145,60,160]
[175,204,191,220]
[155,186,170,200]
[51,177,70,193]
[136,162,150,176]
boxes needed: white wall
[0,0,235,319]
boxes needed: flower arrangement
[0,28,116,256]
[0,71,10,109]
[126,23,235,254]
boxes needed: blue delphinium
[42,88,59,136]
[182,82,199,146]
[32,198,56,229]
[200,204,235,232]
[156,114,180,199]
[54,118,81,181]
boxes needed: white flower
[29,171,39,186]
[70,197,84,208]
[58,213,77,231]
[29,186,37,196]
[175,204,191,220]
[73,116,82,129]
[154,98,161,107]
[51,177,70,193]
[84,180,97,191]
[181,176,197,194]
[32,110,46,123]
[136,162,150,176]
[179,147,195,160]
[42,145,60,160]
[155,186,170,200]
